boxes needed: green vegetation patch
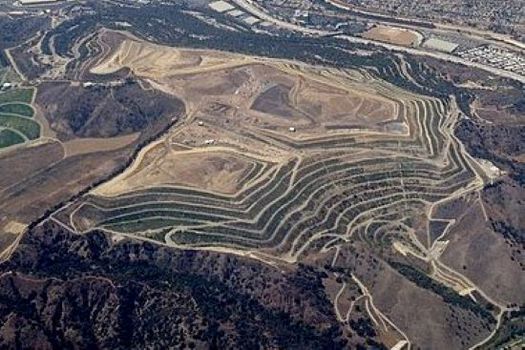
[0,129,25,148]
[0,68,7,84]
[0,103,34,117]
[481,309,525,349]
[0,114,40,140]
[389,261,495,322]
[0,88,34,104]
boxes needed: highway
[230,0,525,84]
[325,0,525,52]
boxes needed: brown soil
[362,25,422,46]
[63,133,139,157]
[97,148,259,196]
[85,33,407,199]
[334,245,493,350]
[0,145,134,228]
[90,37,246,78]
[2,221,26,235]
[440,180,525,305]
[90,33,400,139]
[0,140,64,189]
[370,262,491,350]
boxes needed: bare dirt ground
[0,221,26,258]
[32,96,57,140]
[440,183,525,306]
[89,32,406,198]
[0,140,64,190]
[441,208,525,305]
[369,262,491,349]
[473,103,523,125]
[1,221,26,235]
[90,32,399,136]
[362,25,423,46]
[90,36,248,77]
[0,146,134,227]
[63,133,139,157]
[96,148,259,196]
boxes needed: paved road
[231,0,525,84]
[325,0,525,52]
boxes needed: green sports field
[0,83,39,149]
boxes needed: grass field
[0,103,34,117]
[0,67,7,85]
[0,129,25,148]
[0,114,40,140]
[0,85,38,149]
[0,66,21,85]
[0,88,34,105]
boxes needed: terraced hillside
[0,2,522,348]
[62,34,481,260]
[42,32,520,349]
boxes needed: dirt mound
[362,25,422,46]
